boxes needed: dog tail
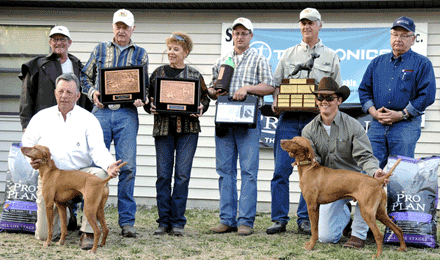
[381,158,402,186]
[101,161,128,184]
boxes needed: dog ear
[307,146,316,160]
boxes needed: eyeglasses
[170,34,185,42]
[390,33,415,39]
[50,37,69,43]
[233,32,250,37]
[316,95,337,102]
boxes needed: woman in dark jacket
[144,32,210,236]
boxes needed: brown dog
[21,144,125,253]
[280,136,406,258]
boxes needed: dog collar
[297,160,312,166]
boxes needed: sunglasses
[316,95,337,102]
[170,34,185,42]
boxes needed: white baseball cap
[113,9,134,27]
[299,8,321,22]
[49,26,71,39]
[231,17,253,32]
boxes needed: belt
[106,104,134,110]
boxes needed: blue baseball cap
[392,16,415,32]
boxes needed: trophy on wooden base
[275,53,320,112]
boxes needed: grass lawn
[1,204,439,259]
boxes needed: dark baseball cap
[391,16,415,32]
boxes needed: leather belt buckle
[108,104,121,110]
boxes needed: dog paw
[57,240,65,246]
[398,247,407,252]
[43,242,51,247]
[304,241,315,250]
[88,249,97,254]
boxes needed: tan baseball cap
[231,17,253,32]
[113,9,134,27]
[299,8,321,22]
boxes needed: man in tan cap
[81,8,149,240]
[19,25,92,132]
[302,77,388,248]
[267,7,341,236]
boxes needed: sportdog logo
[250,41,272,60]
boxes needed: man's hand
[374,168,390,185]
[107,159,124,178]
[190,104,204,117]
[93,91,104,108]
[208,88,227,100]
[133,99,146,107]
[372,107,402,125]
[233,86,247,100]
[149,97,158,114]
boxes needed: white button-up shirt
[22,105,114,171]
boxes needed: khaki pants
[35,167,107,240]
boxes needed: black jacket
[18,52,92,129]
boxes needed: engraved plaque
[99,65,146,105]
[154,77,201,115]
[275,78,318,112]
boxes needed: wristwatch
[401,110,410,120]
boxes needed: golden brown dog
[280,136,406,258]
[21,144,125,253]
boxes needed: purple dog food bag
[0,143,38,233]
[384,155,439,248]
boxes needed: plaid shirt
[209,47,274,107]
[81,40,149,101]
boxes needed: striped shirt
[81,40,149,101]
[209,47,274,107]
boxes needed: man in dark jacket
[19,25,92,131]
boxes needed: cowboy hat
[312,77,350,102]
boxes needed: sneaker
[210,223,237,233]
[237,225,253,236]
[121,225,136,238]
[79,233,94,250]
[266,221,287,235]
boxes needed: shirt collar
[300,39,323,51]
[390,48,412,62]
[233,47,252,57]
[56,105,77,120]
[317,110,342,126]
[111,39,134,48]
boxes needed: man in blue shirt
[81,9,149,238]
[358,16,436,169]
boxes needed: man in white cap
[267,7,341,237]
[19,25,92,131]
[81,9,149,239]
[208,17,274,236]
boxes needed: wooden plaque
[275,78,318,112]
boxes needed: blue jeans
[367,117,421,169]
[155,133,198,228]
[92,107,138,227]
[215,115,261,228]
[270,112,314,225]
[318,199,369,242]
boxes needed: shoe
[266,221,287,235]
[170,226,184,236]
[79,233,94,250]
[343,235,365,248]
[210,223,237,233]
[343,218,353,238]
[121,225,137,238]
[153,226,170,235]
[298,220,312,235]
[237,225,253,236]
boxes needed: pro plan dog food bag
[384,155,440,248]
[0,143,38,233]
